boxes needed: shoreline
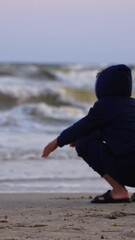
[0,193,135,239]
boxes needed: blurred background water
[0,63,135,193]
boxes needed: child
[42,64,135,203]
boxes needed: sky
[0,0,135,64]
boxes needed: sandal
[91,190,130,203]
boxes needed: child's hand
[42,139,58,158]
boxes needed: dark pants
[75,131,135,187]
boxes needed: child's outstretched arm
[42,138,58,158]
[42,101,102,158]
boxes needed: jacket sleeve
[57,101,102,147]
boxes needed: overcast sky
[0,0,135,64]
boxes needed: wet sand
[0,193,135,240]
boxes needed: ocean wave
[0,63,135,84]
[1,64,135,111]
[0,63,99,77]
[0,75,95,111]
[0,63,135,134]
[0,103,85,132]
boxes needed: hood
[95,64,132,99]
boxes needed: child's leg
[103,174,129,199]
[76,131,132,200]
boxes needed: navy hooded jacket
[57,64,135,156]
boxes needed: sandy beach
[0,193,135,240]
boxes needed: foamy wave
[0,103,85,132]
[0,75,96,111]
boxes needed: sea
[0,63,135,193]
